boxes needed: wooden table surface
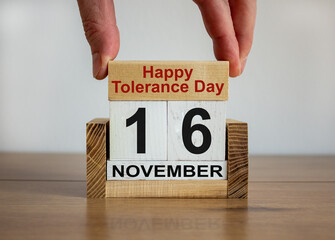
[0,153,335,240]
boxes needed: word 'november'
[111,164,224,179]
[110,66,225,95]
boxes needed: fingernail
[92,53,101,78]
[241,58,248,73]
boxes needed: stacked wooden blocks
[87,61,248,198]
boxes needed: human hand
[77,0,256,79]
[77,0,120,80]
[194,0,257,77]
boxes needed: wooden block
[107,160,227,180]
[109,101,167,160]
[226,119,248,199]
[108,61,229,101]
[168,101,226,161]
[106,180,228,198]
[86,118,248,198]
[86,118,109,198]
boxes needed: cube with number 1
[109,101,167,161]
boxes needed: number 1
[126,108,146,153]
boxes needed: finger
[229,0,257,73]
[194,0,241,77]
[77,0,120,79]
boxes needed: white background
[0,0,334,155]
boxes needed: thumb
[77,0,120,79]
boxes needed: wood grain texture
[106,180,228,198]
[226,119,248,199]
[2,153,334,182]
[2,181,335,240]
[2,155,335,239]
[108,61,229,101]
[249,155,335,181]
[86,118,109,198]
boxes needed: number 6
[182,108,212,154]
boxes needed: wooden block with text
[108,61,228,101]
[168,101,226,161]
[108,61,228,182]
[86,61,248,198]
[109,101,167,160]
[86,118,248,198]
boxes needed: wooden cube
[109,101,167,161]
[167,101,226,161]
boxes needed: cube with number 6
[168,101,226,161]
